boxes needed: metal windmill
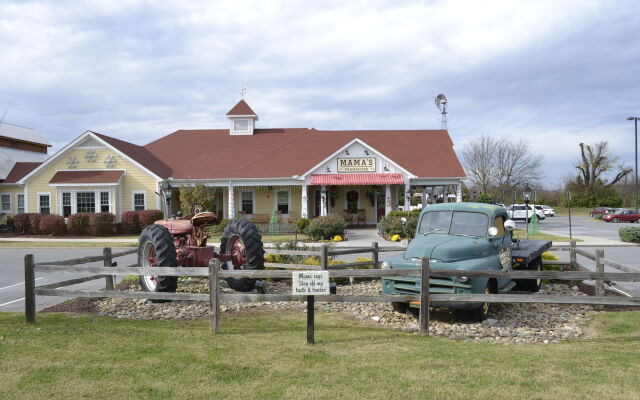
[435,94,448,130]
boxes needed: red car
[590,207,615,217]
[602,210,640,223]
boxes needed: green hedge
[306,215,345,240]
[619,227,640,243]
[378,210,420,239]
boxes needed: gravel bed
[96,279,593,344]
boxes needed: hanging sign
[292,271,330,295]
[337,157,376,172]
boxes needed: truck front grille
[387,277,471,295]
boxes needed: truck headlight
[458,276,469,283]
[381,261,391,269]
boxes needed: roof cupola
[226,99,258,135]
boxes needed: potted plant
[328,186,339,207]
[366,185,382,206]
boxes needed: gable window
[77,192,96,213]
[233,119,250,132]
[1,194,10,212]
[62,192,72,217]
[100,192,110,213]
[276,190,289,214]
[16,194,24,214]
[133,192,146,211]
[241,191,253,214]
[39,194,51,214]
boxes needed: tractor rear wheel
[220,219,265,292]
[138,224,178,295]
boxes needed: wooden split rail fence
[24,241,640,344]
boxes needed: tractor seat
[155,220,192,235]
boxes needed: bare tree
[461,135,543,194]
[576,141,631,192]
[461,136,494,193]
[493,139,542,188]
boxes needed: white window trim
[16,193,25,214]
[0,193,11,212]
[238,190,256,214]
[343,189,361,212]
[275,189,291,215]
[132,191,146,211]
[37,192,52,214]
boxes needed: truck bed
[511,239,551,265]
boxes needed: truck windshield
[418,211,489,237]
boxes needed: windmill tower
[435,94,448,130]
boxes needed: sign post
[293,271,330,344]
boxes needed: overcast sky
[1,0,639,188]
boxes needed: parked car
[507,204,546,222]
[589,207,615,217]
[540,205,555,217]
[602,209,640,223]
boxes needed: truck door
[490,214,512,290]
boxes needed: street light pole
[628,117,639,213]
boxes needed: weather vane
[240,86,247,98]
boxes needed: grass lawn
[1,310,640,399]
[554,207,592,217]
[512,229,581,242]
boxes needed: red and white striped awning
[310,173,403,186]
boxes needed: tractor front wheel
[138,224,178,295]
[220,219,265,292]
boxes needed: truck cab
[381,202,550,321]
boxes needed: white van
[507,204,546,221]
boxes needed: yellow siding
[0,185,25,222]
[25,146,159,216]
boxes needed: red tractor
[137,211,265,294]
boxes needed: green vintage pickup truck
[381,202,551,321]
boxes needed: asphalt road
[0,248,137,312]
[515,214,638,241]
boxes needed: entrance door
[314,190,321,217]
[376,193,385,221]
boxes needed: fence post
[419,257,430,336]
[320,244,336,294]
[372,241,379,268]
[307,295,315,344]
[569,240,576,269]
[104,247,114,290]
[24,254,36,324]
[595,249,605,297]
[209,258,220,334]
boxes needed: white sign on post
[292,271,330,295]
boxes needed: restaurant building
[0,99,466,225]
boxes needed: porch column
[301,184,308,219]
[385,185,392,215]
[444,186,449,203]
[422,186,428,208]
[456,183,462,202]
[320,185,327,216]
[404,185,410,212]
[227,183,235,219]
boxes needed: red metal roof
[226,100,257,116]
[49,170,125,184]
[310,173,403,185]
[3,162,41,183]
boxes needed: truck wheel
[391,302,408,314]
[470,287,492,322]
[138,224,178,295]
[220,219,265,292]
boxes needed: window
[241,192,253,214]
[62,192,72,217]
[234,119,249,132]
[100,192,110,213]
[0,194,10,212]
[346,190,359,213]
[418,211,488,237]
[276,191,289,214]
[77,192,95,213]
[133,192,145,211]
[16,194,24,214]
[39,194,51,214]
